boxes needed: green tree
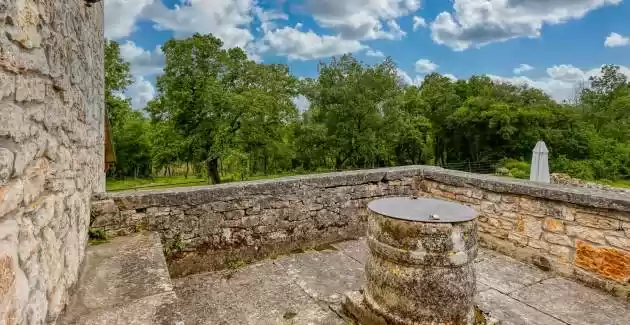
[301,54,401,169]
[153,33,297,184]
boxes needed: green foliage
[500,159,530,179]
[88,228,108,245]
[107,35,629,188]
[151,34,297,184]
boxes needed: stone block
[90,200,120,227]
[15,75,46,103]
[574,240,630,282]
[0,148,14,187]
[0,179,24,216]
[542,232,572,247]
[542,218,564,233]
[485,192,501,202]
[565,225,606,245]
[575,212,620,230]
[508,232,528,247]
[548,244,572,263]
[548,203,576,221]
[0,69,15,100]
[604,235,630,251]
[515,215,542,239]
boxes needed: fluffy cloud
[126,76,156,109]
[444,73,458,81]
[366,49,385,57]
[141,0,256,49]
[415,59,438,73]
[412,16,427,31]
[513,64,534,74]
[119,41,164,76]
[306,0,420,40]
[431,0,622,50]
[104,0,153,39]
[605,32,630,47]
[488,64,630,102]
[261,26,365,60]
[397,68,423,86]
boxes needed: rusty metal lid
[367,197,477,223]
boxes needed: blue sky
[105,0,630,109]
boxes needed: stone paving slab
[62,292,180,325]
[476,289,566,325]
[332,238,368,264]
[60,232,179,324]
[511,277,630,325]
[273,248,365,303]
[475,249,551,294]
[170,238,630,325]
[172,260,345,325]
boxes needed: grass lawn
[106,170,330,192]
[106,176,208,191]
[592,178,630,189]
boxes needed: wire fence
[439,160,503,175]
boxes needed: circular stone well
[364,196,478,325]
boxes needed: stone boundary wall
[91,166,630,299]
[0,1,105,324]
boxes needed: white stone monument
[530,140,550,183]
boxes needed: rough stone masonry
[93,166,630,300]
[0,1,104,324]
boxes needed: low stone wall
[91,166,630,299]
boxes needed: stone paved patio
[62,233,629,325]
[173,238,630,325]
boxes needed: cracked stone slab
[475,249,551,294]
[332,238,368,264]
[62,292,181,325]
[60,232,176,324]
[510,277,630,325]
[273,249,365,303]
[172,260,345,325]
[475,289,566,325]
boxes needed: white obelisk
[530,141,550,183]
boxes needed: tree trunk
[264,154,268,176]
[185,161,189,179]
[207,158,221,184]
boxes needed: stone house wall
[92,166,630,299]
[0,1,104,324]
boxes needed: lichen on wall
[0,1,104,324]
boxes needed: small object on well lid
[367,197,477,223]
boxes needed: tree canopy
[104,35,630,185]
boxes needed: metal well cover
[367,197,477,223]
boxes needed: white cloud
[431,0,622,51]
[412,16,427,31]
[366,49,385,57]
[306,0,420,40]
[261,26,366,61]
[604,32,630,47]
[119,41,164,77]
[126,76,156,109]
[141,0,256,49]
[546,64,586,82]
[104,0,154,39]
[444,73,458,81]
[513,64,534,74]
[415,59,438,73]
[397,68,423,86]
[488,64,630,102]
[293,95,311,112]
